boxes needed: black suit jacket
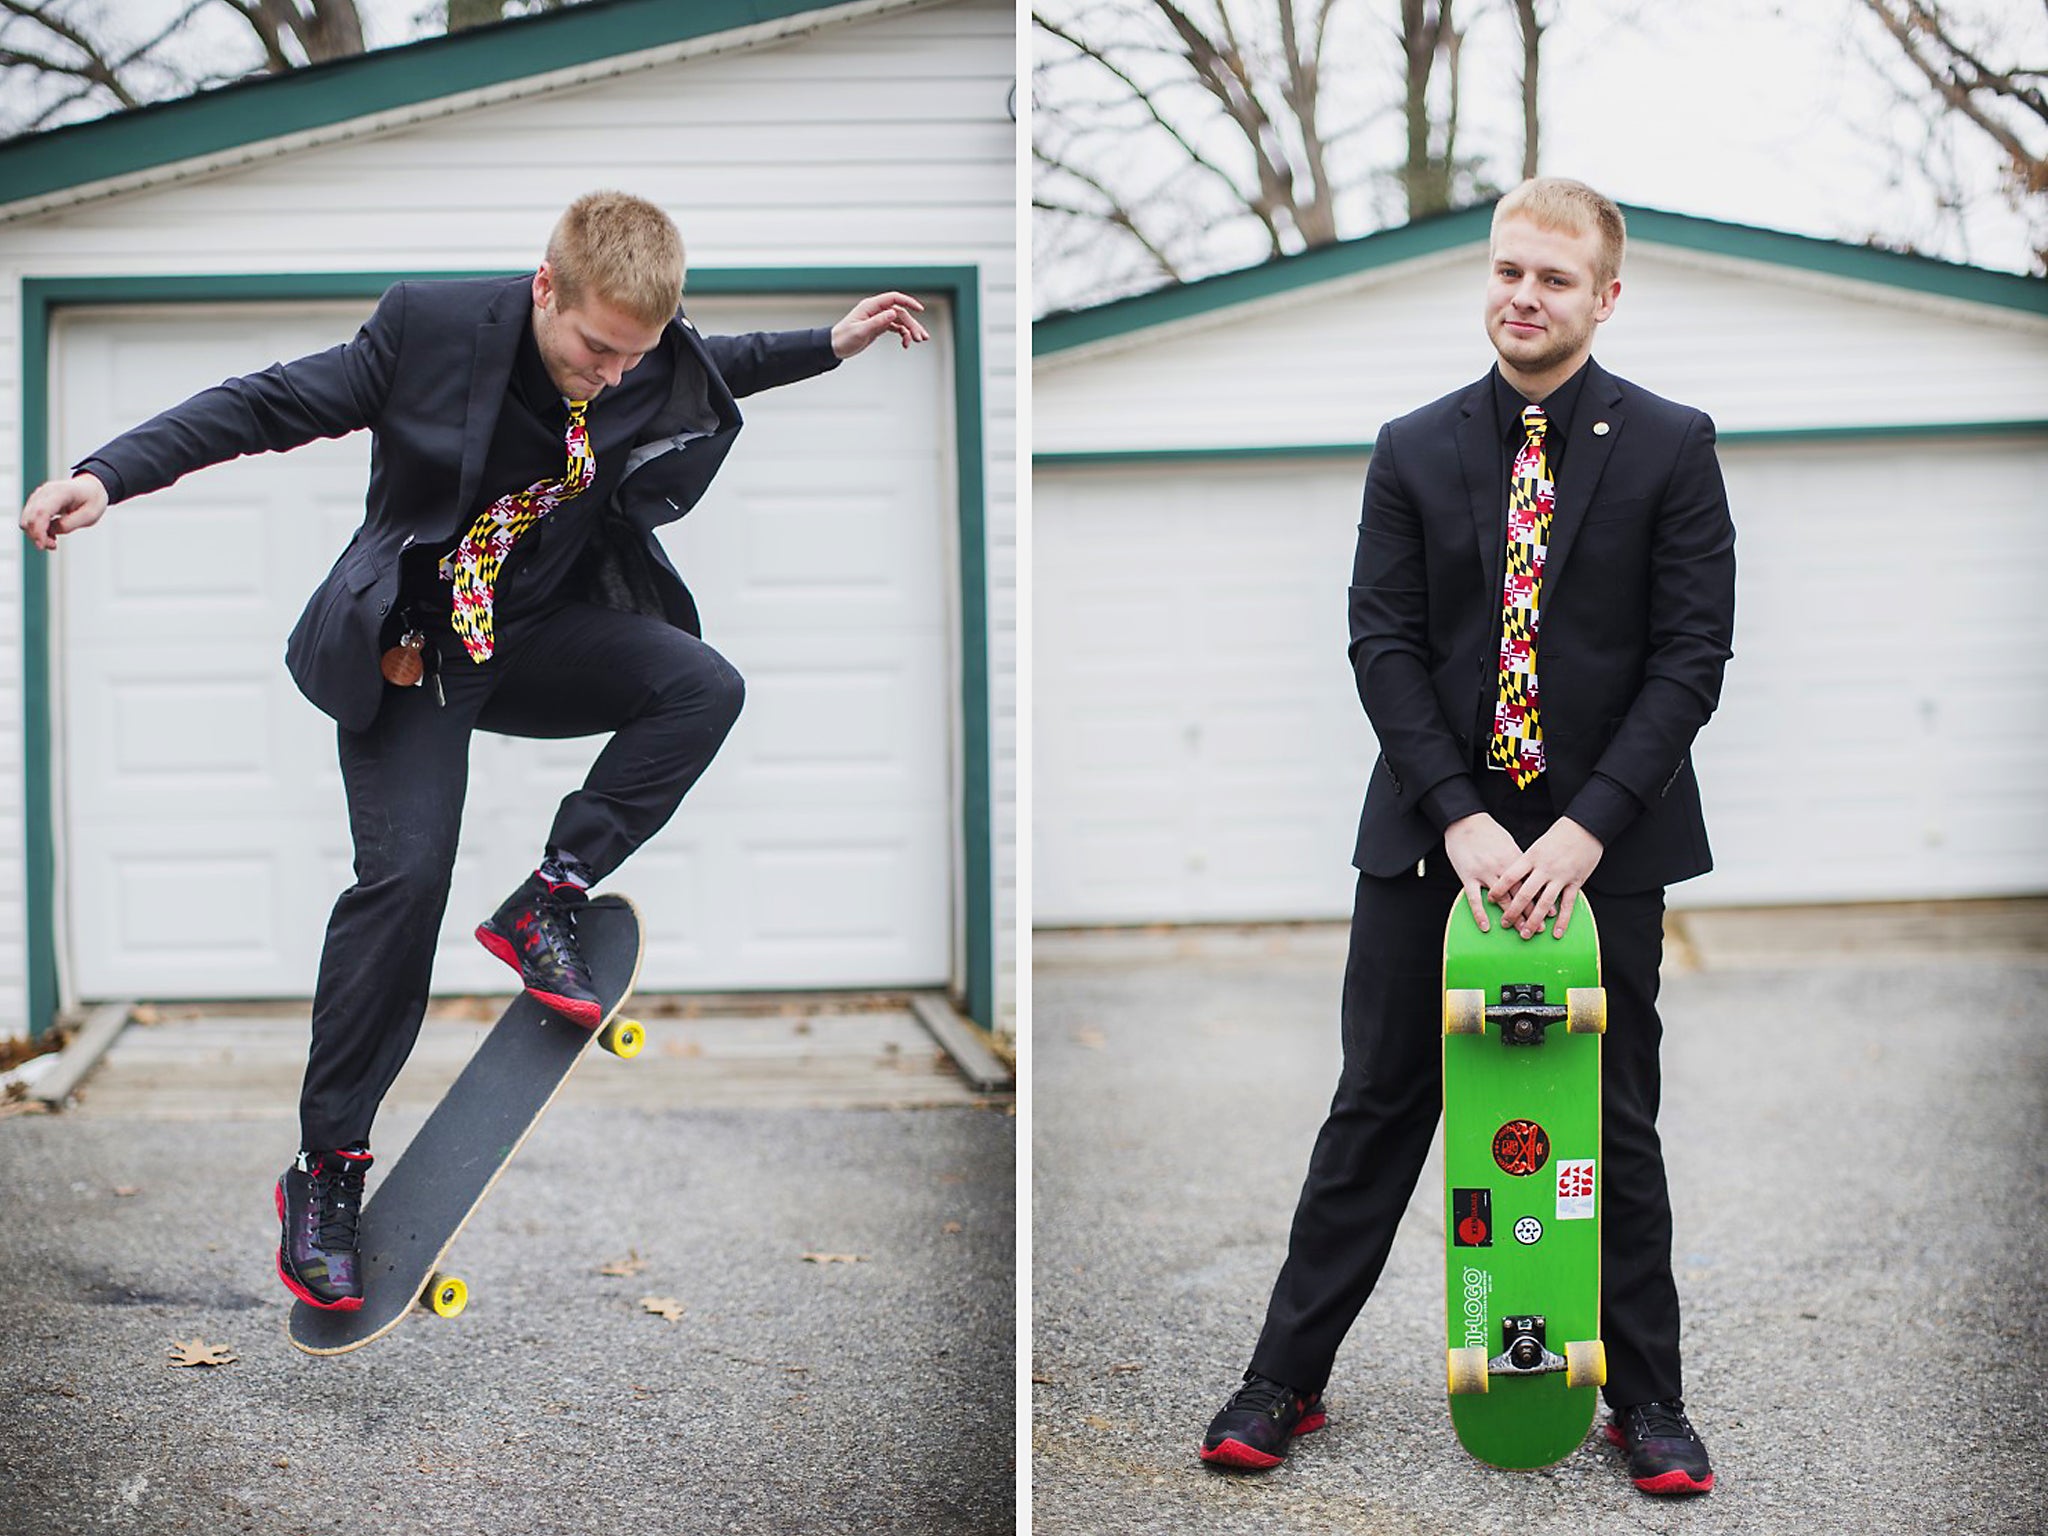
[79,274,841,732]
[1348,359,1736,893]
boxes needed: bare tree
[1035,0,1514,312]
[1508,0,1546,180]
[0,1,585,138]
[1845,0,2046,269]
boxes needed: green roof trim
[0,0,875,211]
[1034,202,2048,357]
[1031,418,2048,469]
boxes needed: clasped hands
[1443,811,1604,940]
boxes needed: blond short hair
[545,190,686,329]
[1492,178,1627,288]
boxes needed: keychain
[380,630,426,687]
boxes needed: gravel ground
[1032,925,2048,1536]
[1,1098,1015,1535]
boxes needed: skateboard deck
[1441,891,1605,1469]
[288,893,645,1356]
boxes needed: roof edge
[1034,202,2048,356]
[0,0,898,214]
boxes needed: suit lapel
[453,276,531,523]
[1452,379,1504,598]
[1540,360,1624,602]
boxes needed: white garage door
[1033,460,1375,925]
[54,295,954,999]
[1691,433,2048,905]
[1034,433,2048,926]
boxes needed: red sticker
[1491,1119,1551,1177]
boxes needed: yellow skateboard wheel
[1565,987,1607,1035]
[426,1273,468,1318]
[1447,1345,1490,1395]
[1443,989,1486,1037]
[600,1018,645,1058]
[1565,1338,1606,1388]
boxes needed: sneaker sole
[1602,1423,1714,1495]
[272,1182,363,1313]
[1198,1409,1327,1471]
[475,926,602,1028]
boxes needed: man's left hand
[831,293,930,358]
[1488,817,1605,939]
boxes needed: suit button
[377,599,389,614]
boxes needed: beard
[1488,310,1595,377]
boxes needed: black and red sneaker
[275,1147,371,1311]
[476,872,602,1028]
[1605,1400,1715,1495]
[1199,1372,1327,1470]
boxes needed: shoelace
[1228,1376,1302,1420]
[1624,1401,1698,1443]
[310,1166,366,1252]
[522,895,583,975]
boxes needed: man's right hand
[21,473,109,552]
[1442,812,1522,933]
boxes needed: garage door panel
[57,297,954,999]
[1041,437,2047,924]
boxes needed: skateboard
[287,893,646,1355]
[1441,890,1606,1469]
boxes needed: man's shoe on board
[275,1147,371,1311]
[1199,1372,1327,1470]
[476,872,602,1028]
[1604,1400,1715,1495]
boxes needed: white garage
[1034,207,2048,925]
[0,0,1015,1034]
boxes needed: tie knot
[567,399,589,424]
[1520,403,1547,440]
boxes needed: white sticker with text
[1555,1158,1596,1220]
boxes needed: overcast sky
[5,1,2040,290]
[1033,0,2044,311]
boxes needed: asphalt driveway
[1031,905,2048,1536]
[0,1005,1014,1536]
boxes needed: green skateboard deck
[1441,891,1606,1469]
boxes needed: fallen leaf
[131,1005,161,1026]
[1084,1414,1116,1431]
[111,1186,140,1199]
[1109,1362,1143,1374]
[942,1221,964,1235]
[167,1339,236,1368]
[800,1252,867,1265]
[596,1251,648,1277]
[1073,1027,1106,1050]
[1032,1372,1053,1384]
[639,1296,685,1323]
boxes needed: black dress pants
[297,600,745,1151]
[1247,820,1684,1410]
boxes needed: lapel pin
[1592,421,1610,436]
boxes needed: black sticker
[1491,1119,1551,1177]
[1452,1187,1493,1247]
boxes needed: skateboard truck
[1442,982,1606,1042]
[1489,1315,1567,1376]
[1450,1317,1609,1394]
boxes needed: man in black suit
[1199,178,1735,1496]
[19,190,929,1313]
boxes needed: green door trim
[19,262,994,1032]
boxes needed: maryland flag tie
[1487,404,1553,788]
[442,399,595,662]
